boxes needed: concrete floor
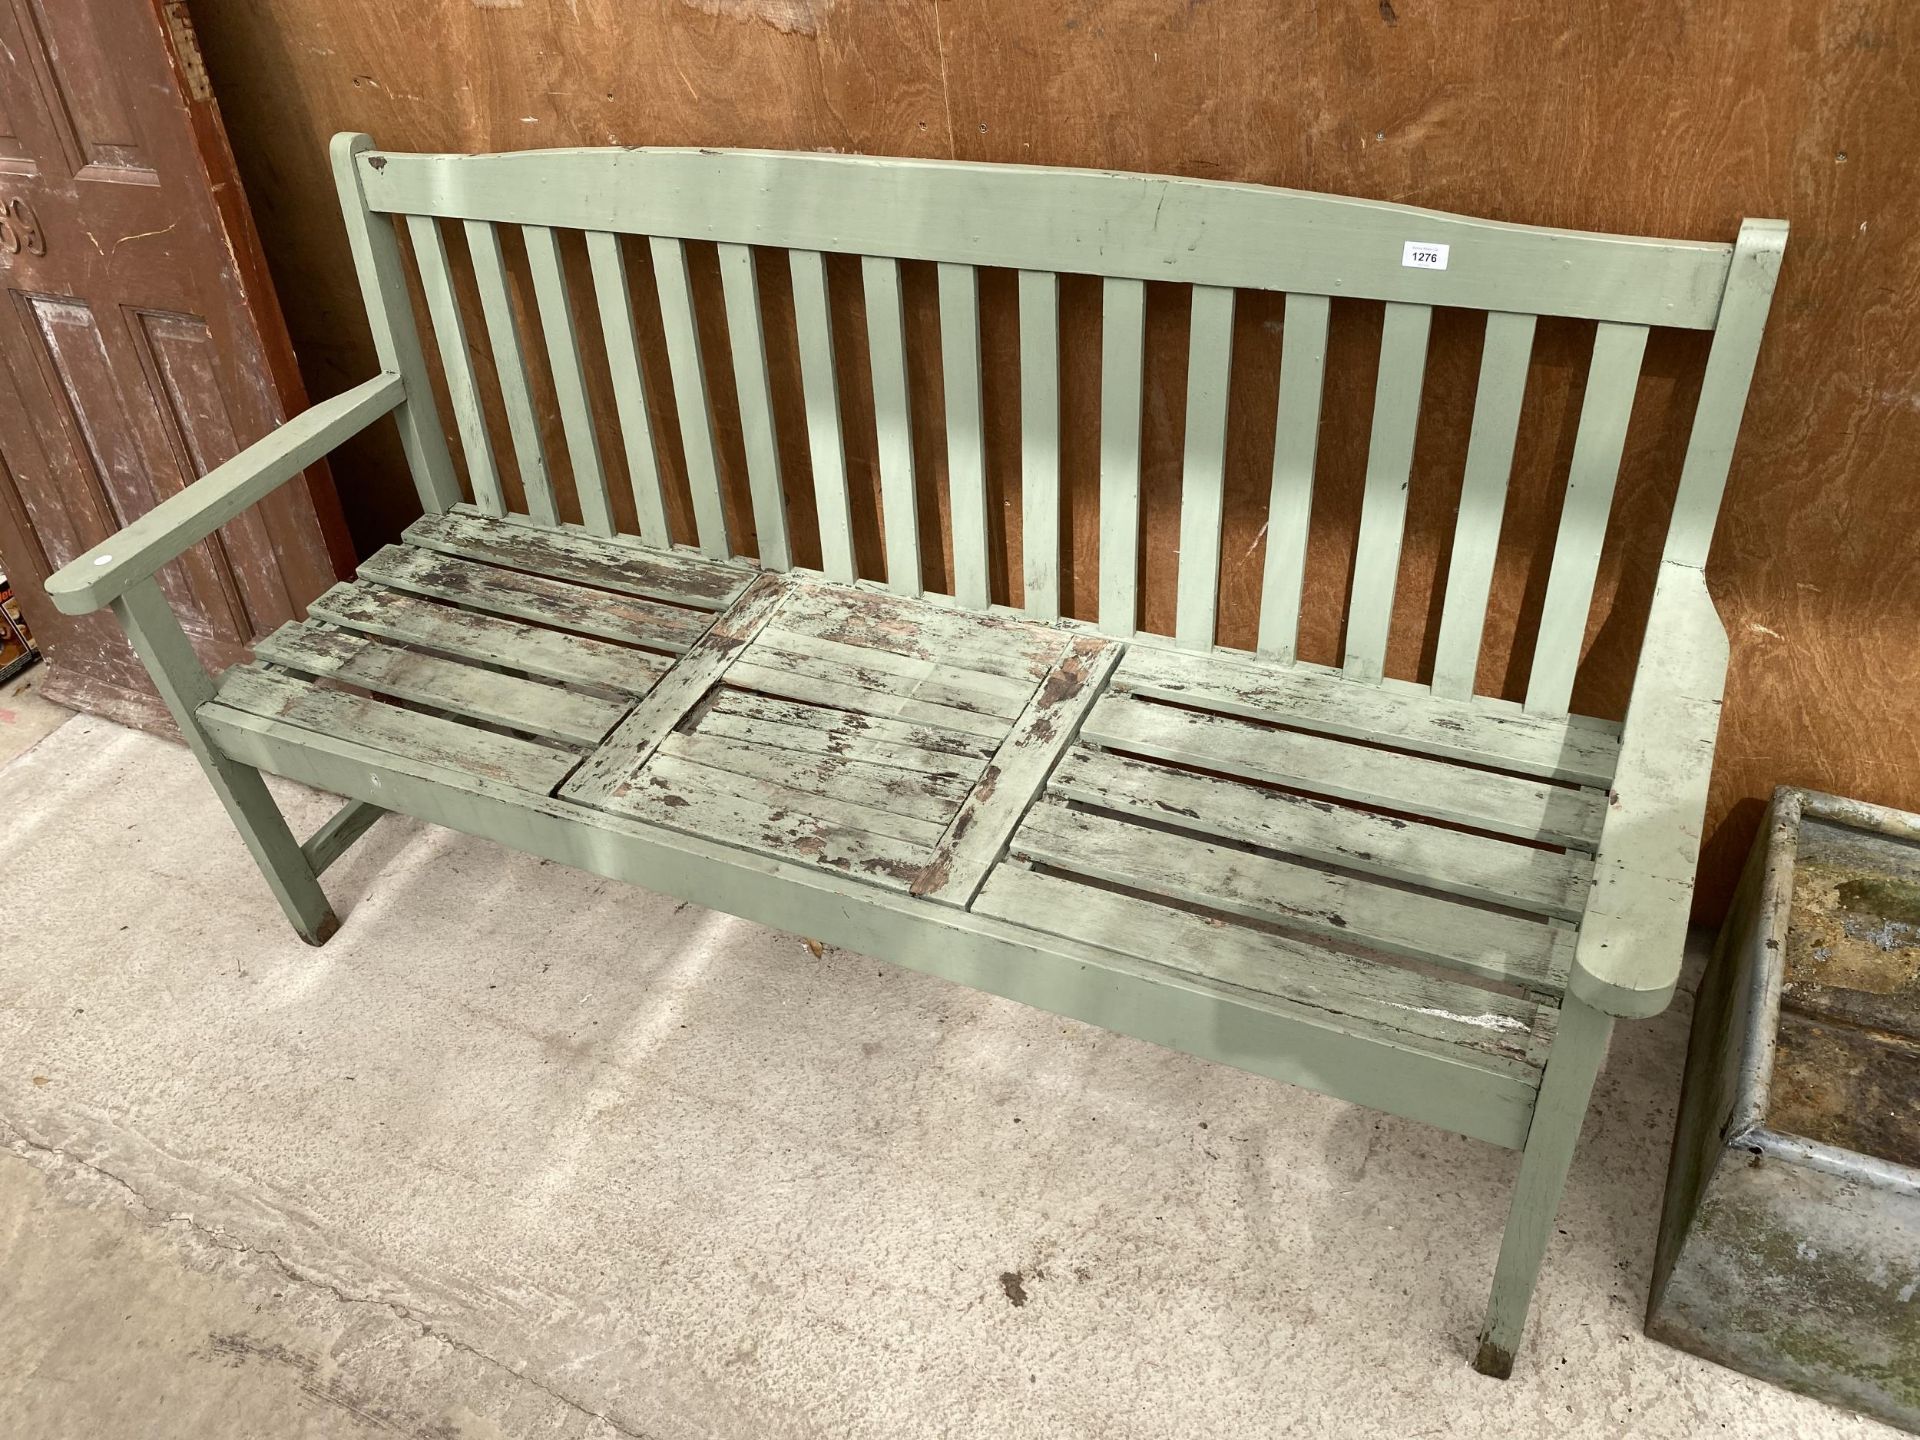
[0,664,70,761]
[0,682,1895,1438]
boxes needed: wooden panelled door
[0,0,350,729]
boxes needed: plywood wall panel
[187,0,1920,916]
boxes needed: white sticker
[1401,241,1450,270]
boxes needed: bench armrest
[1568,560,1730,1018]
[44,372,405,617]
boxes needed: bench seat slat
[1050,747,1590,922]
[973,865,1545,1079]
[1113,642,1619,785]
[775,584,1063,684]
[748,624,1037,718]
[1012,798,1563,992]
[358,545,710,652]
[589,758,931,889]
[1083,690,1604,848]
[255,621,624,747]
[214,665,576,794]
[658,729,970,822]
[697,690,994,773]
[723,659,1008,742]
[406,509,745,610]
[308,580,665,695]
[635,750,945,846]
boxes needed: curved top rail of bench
[353,142,1754,330]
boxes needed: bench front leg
[1474,994,1613,1377]
[112,578,338,945]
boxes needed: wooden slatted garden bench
[42,134,1785,1377]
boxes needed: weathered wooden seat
[42,134,1785,1378]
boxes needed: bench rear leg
[1474,994,1613,1378]
[111,580,339,946]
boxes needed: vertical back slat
[1430,312,1538,700]
[649,237,731,558]
[789,249,855,583]
[463,220,557,526]
[938,263,989,609]
[862,255,919,595]
[718,242,790,570]
[406,215,504,516]
[1098,276,1146,636]
[332,134,459,515]
[1256,293,1331,660]
[1664,219,1789,569]
[522,224,615,536]
[1342,301,1433,681]
[1523,321,1650,714]
[1018,270,1061,620]
[1173,285,1237,649]
[584,230,672,549]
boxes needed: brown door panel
[0,0,350,730]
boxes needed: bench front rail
[43,135,1785,1378]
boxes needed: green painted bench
[43,134,1785,1377]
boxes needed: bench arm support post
[1568,559,1729,1018]
[38,374,410,944]
[109,577,340,944]
[43,372,406,617]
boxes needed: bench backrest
[334,135,1784,716]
